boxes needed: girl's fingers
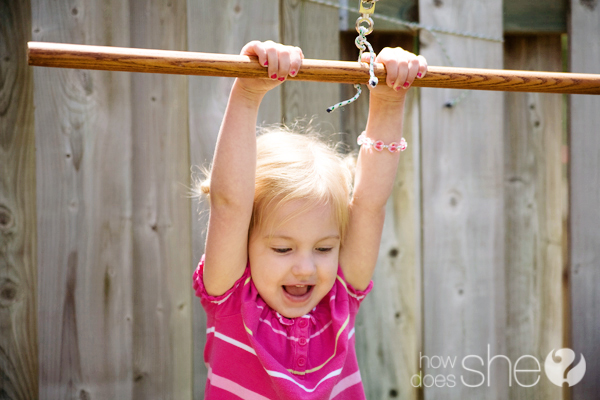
[360,52,373,64]
[417,55,428,79]
[245,41,425,86]
[383,59,398,88]
[389,49,412,90]
[380,48,427,90]
[266,46,279,80]
[289,47,303,78]
[393,61,409,91]
[242,41,264,61]
[402,57,420,89]
[277,50,291,81]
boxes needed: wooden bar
[28,41,600,95]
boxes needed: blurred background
[2,0,599,398]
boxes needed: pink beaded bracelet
[357,133,407,153]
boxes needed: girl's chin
[277,307,311,319]
[273,289,316,318]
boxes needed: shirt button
[299,337,308,346]
[297,357,306,367]
[298,318,308,328]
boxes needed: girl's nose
[292,254,316,278]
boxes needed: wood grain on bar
[28,41,600,94]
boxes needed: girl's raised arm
[340,48,427,291]
[203,41,303,296]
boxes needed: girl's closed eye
[271,247,292,254]
[316,247,333,253]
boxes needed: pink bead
[374,140,385,151]
[357,135,365,145]
[399,138,407,151]
[388,142,399,152]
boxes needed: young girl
[194,40,427,399]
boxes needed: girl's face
[248,200,341,319]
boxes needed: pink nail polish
[403,82,410,88]
[264,61,268,66]
[417,72,422,78]
[271,74,277,79]
[278,77,285,81]
[290,70,296,76]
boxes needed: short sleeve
[336,264,373,309]
[192,254,250,317]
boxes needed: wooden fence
[2,0,599,398]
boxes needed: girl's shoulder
[334,263,374,306]
[193,254,251,317]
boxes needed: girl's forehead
[257,200,340,237]
[272,199,332,217]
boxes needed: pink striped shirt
[193,255,373,399]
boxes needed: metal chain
[327,3,379,113]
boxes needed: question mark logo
[544,349,586,387]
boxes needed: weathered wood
[418,0,507,398]
[503,0,567,34]
[569,1,600,398]
[281,0,341,132]
[28,42,600,94]
[338,0,417,32]
[342,33,420,400]
[338,0,567,33]
[129,1,192,399]
[32,0,134,398]
[186,1,281,398]
[504,35,566,400]
[0,1,38,398]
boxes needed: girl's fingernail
[417,72,422,78]
[278,77,285,81]
[403,82,410,88]
[271,74,278,79]
[264,61,268,66]
[395,87,400,91]
[290,70,296,76]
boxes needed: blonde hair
[198,124,354,242]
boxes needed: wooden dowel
[28,41,600,95]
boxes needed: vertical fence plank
[342,33,421,400]
[187,1,281,397]
[129,1,192,398]
[0,1,37,398]
[281,0,341,133]
[33,1,134,398]
[569,1,600,398]
[504,35,566,400]
[418,1,506,398]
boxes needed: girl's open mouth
[282,285,314,302]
